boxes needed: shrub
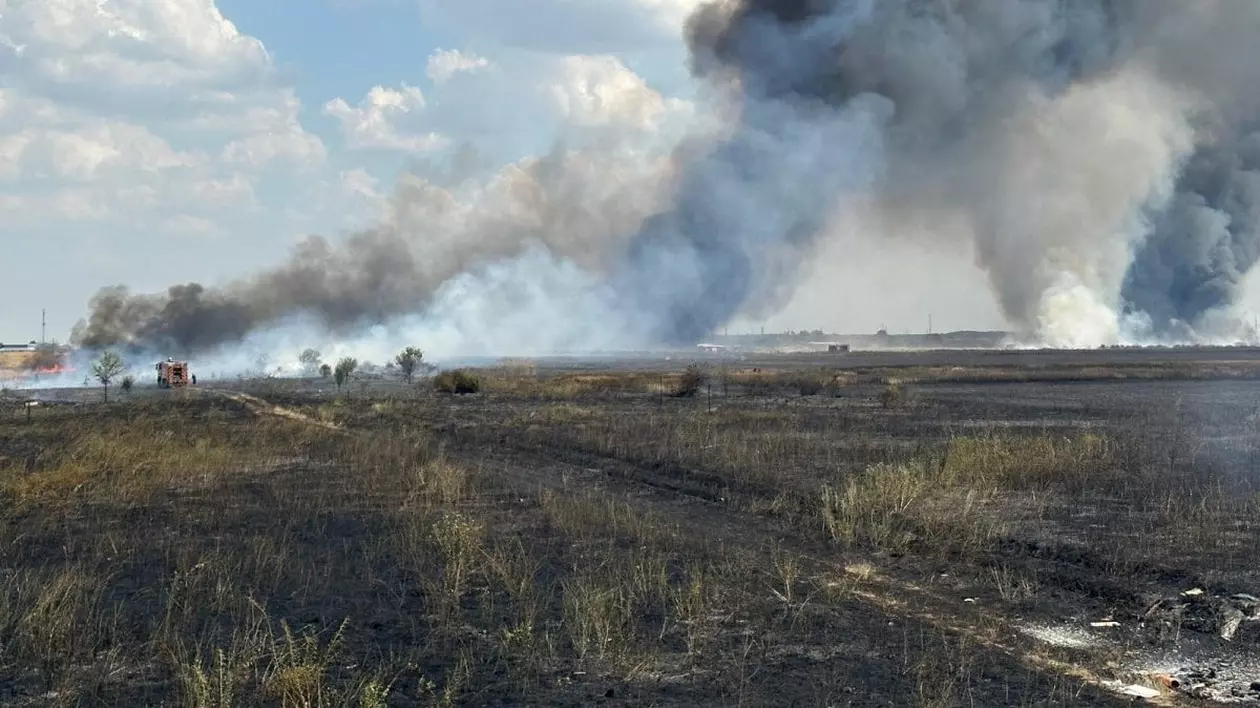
[795,374,825,396]
[674,364,705,398]
[879,380,908,408]
[434,369,481,395]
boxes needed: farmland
[1,349,1259,705]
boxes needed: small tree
[395,346,424,384]
[334,357,358,392]
[298,348,323,376]
[121,375,135,395]
[92,351,125,402]
[319,363,332,378]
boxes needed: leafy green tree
[298,348,323,376]
[394,347,424,383]
[92,351,125,402]
[334,357,358,391]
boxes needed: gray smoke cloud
[1122,128,1260,338]
[71,143,676,356]
[649,0,1209,346]
[72,0,1260,358]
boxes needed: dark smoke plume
[74,1,1260,354]
[71,146,673,355]
[617,0,1260,345]
[1122,128,1260,336]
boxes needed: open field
[2,350,1260,705]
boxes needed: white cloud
[190,173,256,209]
[551,55,690,131]
[6,0,270,90]
[414,0,700,53]
[51,189,111,220]
[339,168,390,221]
[340,168,382,200]
[323,85,447,152]
[0,121,201,182]
[221,129,327,168]
[163,214,226,239]
[426,48,492,85]
[635,0,705,33]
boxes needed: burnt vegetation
[1,357,1259,705]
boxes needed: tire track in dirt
[215,391,345,432]
[444,431,1184,707]
[226,390,1183,706]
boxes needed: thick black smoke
[1122,127,1260,337]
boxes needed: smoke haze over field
[69,0,1260,366]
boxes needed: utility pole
[928,313,932,335]
[41,309,46,344]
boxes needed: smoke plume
[72,0,1260,361]
[71,144,677,357]
[1122,128,1260,338]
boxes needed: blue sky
[0,0,703,341]
[0,0,1019,347]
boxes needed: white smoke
[42,0,1260,389]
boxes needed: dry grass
[0,366,1253,705]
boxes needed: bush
[879,380,908,408]
[674,364,705,398]
[795,374,825,396]
[435,369,481,395]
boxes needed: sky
[1,0,1178,346]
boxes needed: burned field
[2,354,1260,706]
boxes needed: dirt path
[455,437,1184,707]
[226,389,1188,706]
[215,390,344,432]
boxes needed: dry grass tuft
[821,433,1116,554]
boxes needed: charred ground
[1,351,1259,706]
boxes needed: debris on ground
[1140,665,1260,703]
[1115,683,1160,699]
[1140,588,1260,643]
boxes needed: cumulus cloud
[1,122,202,181]
[3,0,271,92]
[551,55,691,132]
[0,0,344,345]
[415,0,701,54]
[426,48,492,85]
[323,85,447,152]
